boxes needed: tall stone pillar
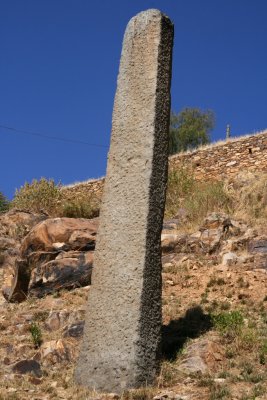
[75,9,173,393]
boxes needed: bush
[0,192,9,213]
[11,178,62,216]
[29,322,42,348]
[61,196,100,219]
[11,177,101,219]
[212,311,244,339]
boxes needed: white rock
[222,252,238,266]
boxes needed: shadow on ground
[162,305,213,360]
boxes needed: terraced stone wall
[61,178,104,201]
[61,130,267,200]
[170,130,267,180]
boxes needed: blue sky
[1,0,267,199]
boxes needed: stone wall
[170,130,267,181]
[61,130,267,199]
[61,178,104,201]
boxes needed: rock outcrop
[2,217,98,301]
[0,209,267,398]
[2,210,266,303]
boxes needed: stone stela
[75,9,174,392]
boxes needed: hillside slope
[0,172,267,399]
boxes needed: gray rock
[221,252,238,266]
[177,337,223,375]
[12,359,42,377]
[178,355,207,374]
[29,251,93,297]
[75,9,173,393]
[248,238,267,253]
[63,321,84,338]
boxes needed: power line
[0,124,109,148]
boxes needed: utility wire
[0,124,109,148]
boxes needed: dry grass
[227,171,267,226]
[165,167,267,232]
[60,195,100,219]
[165,167,232,226]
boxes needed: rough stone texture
[28,250,94,297]
[61,178,104,203]
[170,129,267,181]
[3,217,98,302]
[75,9,173,393]
[20,217,99,257]
[62,129,267,198]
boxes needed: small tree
[0,192,9,213]
[169,107,215,155]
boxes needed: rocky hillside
[0,198,267,400]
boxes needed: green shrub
[11,178,62,215]
[29,322,42,348]
[0,191,9,213]
[212,311,244,339]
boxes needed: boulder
[177,337,223,375]
[11,359,42,377]
[29,251,93,297]
[3,217,98,301]
[161,233,184,253]
[0,209,46,239]
[1,210,47,302]
[162,213,234,255]
[21,217,98,257]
